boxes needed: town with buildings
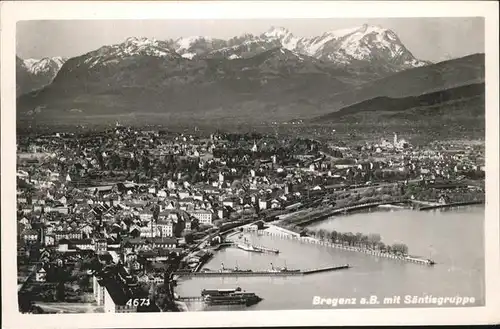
[16,125,485,313]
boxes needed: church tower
[251,141,258,152]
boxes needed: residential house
[258,199,269,211]
[139,225,160,238]
[80,224,94,238]
[124,238,148,252]
[217,207,229,220]
[58,239,70,252]
[178,198,196,210]
[47,205,70,215]
[270,199,282,209]
[95,238,108,254]
[71,239,95,251]
[222,197,238,209]
[155,220,174,237]
[35,268,47,282]
[22,229,39,243]
[178,191,190,200]
[164,201,176,210]
[139,209,154,222]
[19,217,30,227]
[150,237,177,249]
[54,230,83,241]
[44,235,56,246]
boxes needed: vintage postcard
[1,1,499,328]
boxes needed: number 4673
[126,298,151,307]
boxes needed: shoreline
[281,200,484,227]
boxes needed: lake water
[175,206,484,311]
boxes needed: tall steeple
[39,225,45,246]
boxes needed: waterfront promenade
[418,200,484,211]
[292,200,406,226]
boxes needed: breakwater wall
[174,271,303,277]
[259,227,435,266]
[174,264,350,278]
[302,264,350,274]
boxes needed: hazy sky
[16,18,484,62]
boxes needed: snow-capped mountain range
[159,24,429,70]
[79,37,180,69]
[23,56,66,75]
[16,24,431,96]
[264,25,427,67]
[54,24,430,74]
[16,56,67,95]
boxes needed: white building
[259,199,269,210]
[188,210,213,225]
[93,272,139,313]
[151,220,174,237]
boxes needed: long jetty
[302,264,350,274]
[173,264,350,277]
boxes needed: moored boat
[237,243,263,253]
[201,287,262,306]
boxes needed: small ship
[237,243,264,253]
[237,238,279,254]
[405,256,436,266]
[201,287,262,306]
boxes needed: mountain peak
[124,36,161,46]
[322,24,388,39]
[175,36,212,50]
[17,56,67,95]
[22,56,67,75]
[358,24,400,40]
[301,24,426,68]
[360,23,383,32]
[264,26,293,39]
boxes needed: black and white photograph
[2,1,499,327]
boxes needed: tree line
[301,228,409,255]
